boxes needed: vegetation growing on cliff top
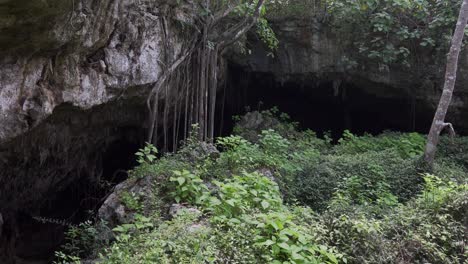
[56,109,468,264]
[268,0,466,69]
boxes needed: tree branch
[216,0,265,49]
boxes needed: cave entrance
[0,100,146,264]
[222,64,433,139]
[10,136,141,264]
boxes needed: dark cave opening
[222,63,435,139]
[10,137,141,263]
[0,63,453,263]
[0,99,146,264]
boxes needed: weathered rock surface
[168,204,201,218]
[2,3,468,262]
[234,110,298,142]
[179,141,220,163]
[0,0,192,209]
[0,0,172,144]
[0,0,189,261]
[233,17,468,133]
[99,175,157,227]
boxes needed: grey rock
[257,168,276,183]
[98,176,156,227]
[186,223,206,233]
[169,204,201,218]
[234,111,283,142]
[233,18,468,133]
[0,0,194,212]
[182,141,220,162]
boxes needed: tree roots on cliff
[146,0,265,151]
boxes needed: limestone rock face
[0,0,175,144]
[234,17,468,133]
[0,0,188,210]
[0,2,188,259]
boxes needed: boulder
[98,176,157,227]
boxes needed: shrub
[288,149,422,211]
[334,130,426,159]
[102,211,216,263]
[169,170,208,205]
[310,175,468,264]
[437,136,468,173]
[381,177,468,264]
[92,111,468,264]
[232,108,300,143]
[207,172,283,219]
[54,220,110,263]
[252,212,342,264]
[120,191,143,212]
[214,135,263,173]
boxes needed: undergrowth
[56,109,468,264]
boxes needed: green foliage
[90,110,468,264]
[54,220,110,263]
[257,17,279,54]
[306,175,468,264]
[336,130,425,159]
[233,107,300,142]
[266,0,326,19]
[287,149,421,211]
[112,214,154,236]
[252,212,343,263]
[419,174,467,211]
[331,174,399,210]
[437,136,468,173]
[380,176,467,264]
[169,170,208,204]
[53,252,80,264]
[214,135,262,173]
[102,210,217,263]
[135,143,158,165]
[207,172,282,219]
[120,191,143,212]
[327,0,463,68]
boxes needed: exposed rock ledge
[0,0,189,208]
[233,17,468,133]
[0,0,185,144]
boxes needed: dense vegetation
[50,1,468,263]
[56,109,468,264]
[269,0,466,69]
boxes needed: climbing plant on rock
[327,0,464,70]
[146,0,273,151]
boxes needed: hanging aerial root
[146,0,266,150]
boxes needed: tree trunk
[424,0,468,166]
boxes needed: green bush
[208,172,283,218]
[252,212,342,264]
[169,169,208,205]
[334,130,426,159]
[87,111,468,264]
[102,211,216,263]
[437,136,468,174]
[296,175,467,264]
[287,149,422,211]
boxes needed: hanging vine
[146,0,269,151]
